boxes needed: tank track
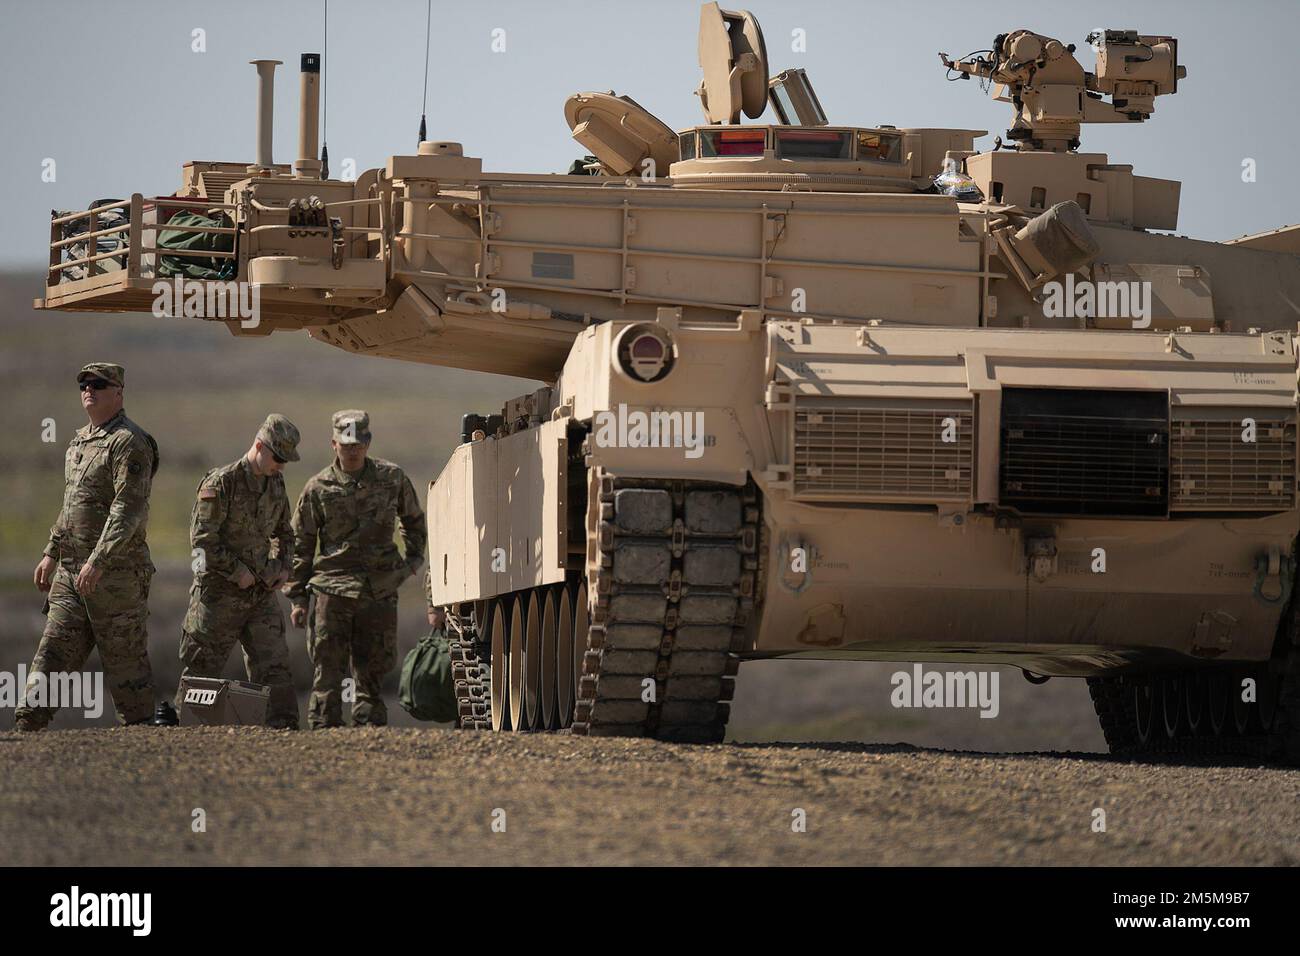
[573,470,759,742]
[1087,582,1300,763]
[447,468,760,742]
[448,608,492,730]
[1086,674,1276,758]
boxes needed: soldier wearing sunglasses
[174,413,302,728]
[18,363,161,731]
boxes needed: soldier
[175,414,302,729]
[288,410,426,728]
[19,363,160,731]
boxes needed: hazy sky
[2,0,1297,266]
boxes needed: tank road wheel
[1183,671,1207,736]
[1160,673,1184,739]
[490,599,511,732]
[1093,659,1300,758]
[540,587,559,730]
[523,589,542,730]
[1256,666,1281,733]
[555,585,574,727]
[508,597,527,731]
[1230,667,1255,735]
[1267,563,1300,763]
[1276,646,1300,764]
[1207,671,1230,736]
[1133,677,1159,746]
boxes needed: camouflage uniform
[17,363,158,729]
[174,415,302,728]
[288,410,426,728]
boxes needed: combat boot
[124,700,170,726]
[148,700,179,726]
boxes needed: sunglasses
[270,449,288,465]
[79,378,112,392]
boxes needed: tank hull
[425,318,1300,682]
[747,504,1292,676]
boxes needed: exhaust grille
[1171,414,1296,511]
[793,398,973,501]
[197,171,247,199]
[999,388,1168,517]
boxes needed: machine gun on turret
[941,30,1185,152]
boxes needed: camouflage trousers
[307,591,398,728]
[175,578,299,729]
[16,564,156,729]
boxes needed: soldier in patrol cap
[19,363,161,730]
[174,414,302,728]
[288,410,427,728]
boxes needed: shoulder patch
[198,488,219,500]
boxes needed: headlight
[614,323,675,383]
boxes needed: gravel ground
[1,727,1296,866]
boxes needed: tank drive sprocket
[448,467,760,742]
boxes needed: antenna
[419,0,431,145]
[320,0,329,178]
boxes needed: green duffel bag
[399,630,458,723]
[157,210,236,280]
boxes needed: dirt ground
[0,726,1296,867]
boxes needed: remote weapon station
[38,5,1300,758]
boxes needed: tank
[35,5,1300,758]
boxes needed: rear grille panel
[1171,415,1297,511]
[793,398,973,501]
[999,388,1169,517]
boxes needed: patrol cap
[331,409,371,445]
[256,413,301,462]
[76,363,125,387]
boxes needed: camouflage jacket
[191,456,293,588]
[288,457,426,605]
[44,408,157,573]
